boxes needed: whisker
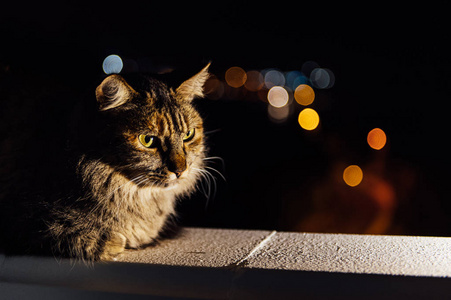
[192,168,209,198]
[135,176,151,187]
[208,171,217,202]
[107,174,145,198]
[202,156,225,166]
[203,128,222,135]
[199,176,210,200]
[192,167,220,207]
[204,166,226,182]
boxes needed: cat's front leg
[99,232,127,261]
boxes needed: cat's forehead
[126,76,201,134]
[144,107,189,136]
[141,79,174,105]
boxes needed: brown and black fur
[0,64,210,261]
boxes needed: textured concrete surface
[116,228,273,267]
[1,228,450,299]
[117,228,451,277]
[244,232,451,277]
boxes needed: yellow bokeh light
[367,128,387,150]
[294,84,315,106]
[225,66,247,88]
[267,86,289,108]
[343,165,363,187]
[298,108,320,130]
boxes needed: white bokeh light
[310,68,335,89]
[267,86,289,108]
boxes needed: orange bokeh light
[203,76,224,100]
[225,66,247,88]
[343,165,363,187]
[367,128,387,150]
[244,70,264,91]
[294,84,315,106]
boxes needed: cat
[0,63,211,261]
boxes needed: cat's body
[0,64,210,261]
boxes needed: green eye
[138,134,156,148]
[183,128,195,142]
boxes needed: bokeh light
[204,75,225,100]
[294,84,315,106]
[225,67,247,88]
[286,71,309,90]
[257,88,269,102]
[267,86,289,108]
[310,68,335,89]
[268,105,290,123]
[367,128,387,150]
[301,60,320,77]
[102,54,123,74]
[298,108,320,130]
[264,69,285,89]
[244,70,264,91]
[343,165,363,187]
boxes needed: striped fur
[0,65,210,261]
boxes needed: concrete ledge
[1,228,450,299]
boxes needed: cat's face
[95,64,210,192]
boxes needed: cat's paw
[99,232,126,261]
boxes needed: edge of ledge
[1,228,451,299]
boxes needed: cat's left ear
[175,63,211,102]
[96,75,137,111]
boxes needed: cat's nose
[167,150,186,179]
[169,168,185,179]
[168,158,186,178]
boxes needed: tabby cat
[0,63,210,261]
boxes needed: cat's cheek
[190,145,205,159]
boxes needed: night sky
[1,2,451,235]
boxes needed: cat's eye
[183,128,195,142]
[138,134,156,148]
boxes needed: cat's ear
[96,75,137,111]
[176,63,211,102]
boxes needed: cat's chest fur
[109,183,177,249]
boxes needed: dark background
[1,1,450,236]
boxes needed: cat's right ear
[175,63,211,102]
[96,75,137,111]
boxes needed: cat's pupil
[144,136,152,144]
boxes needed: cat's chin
[162,183,179,191]
[161,179,178,189]
[161,173,196,193]
[153,180,187,194]
[136,169,196,192]
[151,176,182,190]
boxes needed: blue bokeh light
[102,54,123,74]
